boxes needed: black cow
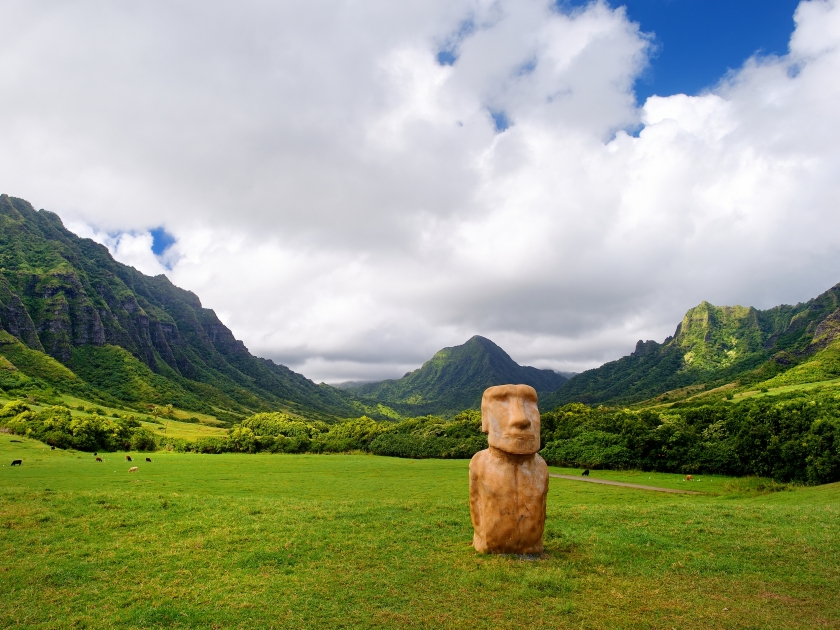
[145,457,152,462]
[51,446,55,450]
[126,455,132,462]
[11,460,22,466]
[582,469,590,476]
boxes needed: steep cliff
[0,194,355,420]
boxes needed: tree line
[2,388,839,484]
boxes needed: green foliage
[193,409,488,459]
[68,345,196,408]
[368,410,486,459]
[239,412,329,438]
[0,331,82,389]
[0,400,156,452]
[310,415,392,452]
[0,399,30,418]
[540,431,634,469]
[0,331,97,402]
[674,302,765,371]
[539,391,840,484]
[756,342,840,389]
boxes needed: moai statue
[469,384,548,554]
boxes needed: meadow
[1,437,839,629]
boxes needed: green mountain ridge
[5,193,840,420]
[0,194,357,421]
[348,335,568,416]
[544,284,840,407]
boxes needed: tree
[152,403,175,434]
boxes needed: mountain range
[344,335,568,416]
[542,286,840,408]
[0,194,357,422]
[3,193,840,420]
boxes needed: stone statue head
[480,384,541,455]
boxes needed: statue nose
[509,399,531,429]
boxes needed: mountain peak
[673,302,762,371]
[351,336,567,415]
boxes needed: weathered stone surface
[469,384,548,554]
[0,275,44,351]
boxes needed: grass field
[1,438,839,629]
[639,374,840,410]
[139,419,229,440]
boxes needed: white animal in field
[128,466,138,473]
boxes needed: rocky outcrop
[811,307,840,349]
[631,339,660,357]
[0,275,43,351]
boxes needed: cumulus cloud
[1,0,839,382]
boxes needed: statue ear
[480,401,489,434]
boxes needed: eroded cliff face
[0,274,42,351]
[0,199,179,369]
[0,194,355,419]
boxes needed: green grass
[1,439,839,629]
[734,377,840,400]
[0,330,82,389]
[648,374,840,408]
[140,419,228,440]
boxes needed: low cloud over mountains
[1,1,840,382]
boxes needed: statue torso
[469,447,548,554]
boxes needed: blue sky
[564,0,801,102]
[149,227,176,256]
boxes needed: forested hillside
[0,194,357,421]
[348,335,567,416]
[544,287,840,407]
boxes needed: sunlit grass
[140,418,228,440]
[1,437,838,629]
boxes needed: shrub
[0,402,156,452]
[541,431,635,469]
[537,393,840,483]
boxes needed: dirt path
[549,474,705,495]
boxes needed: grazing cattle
[582,469,590,476]
[94,452,98,456]
[685,475,693,481]
[96,457,103,462]
[126,455,132,462]
[145,457,152,462]
[128,466,138,473]
[11,460,22,466]
[51,446,55,450]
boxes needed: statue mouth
[503,433,536,442]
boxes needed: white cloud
[1,0,839,382]
[63,222,170,277]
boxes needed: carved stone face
[480,384,540,455]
